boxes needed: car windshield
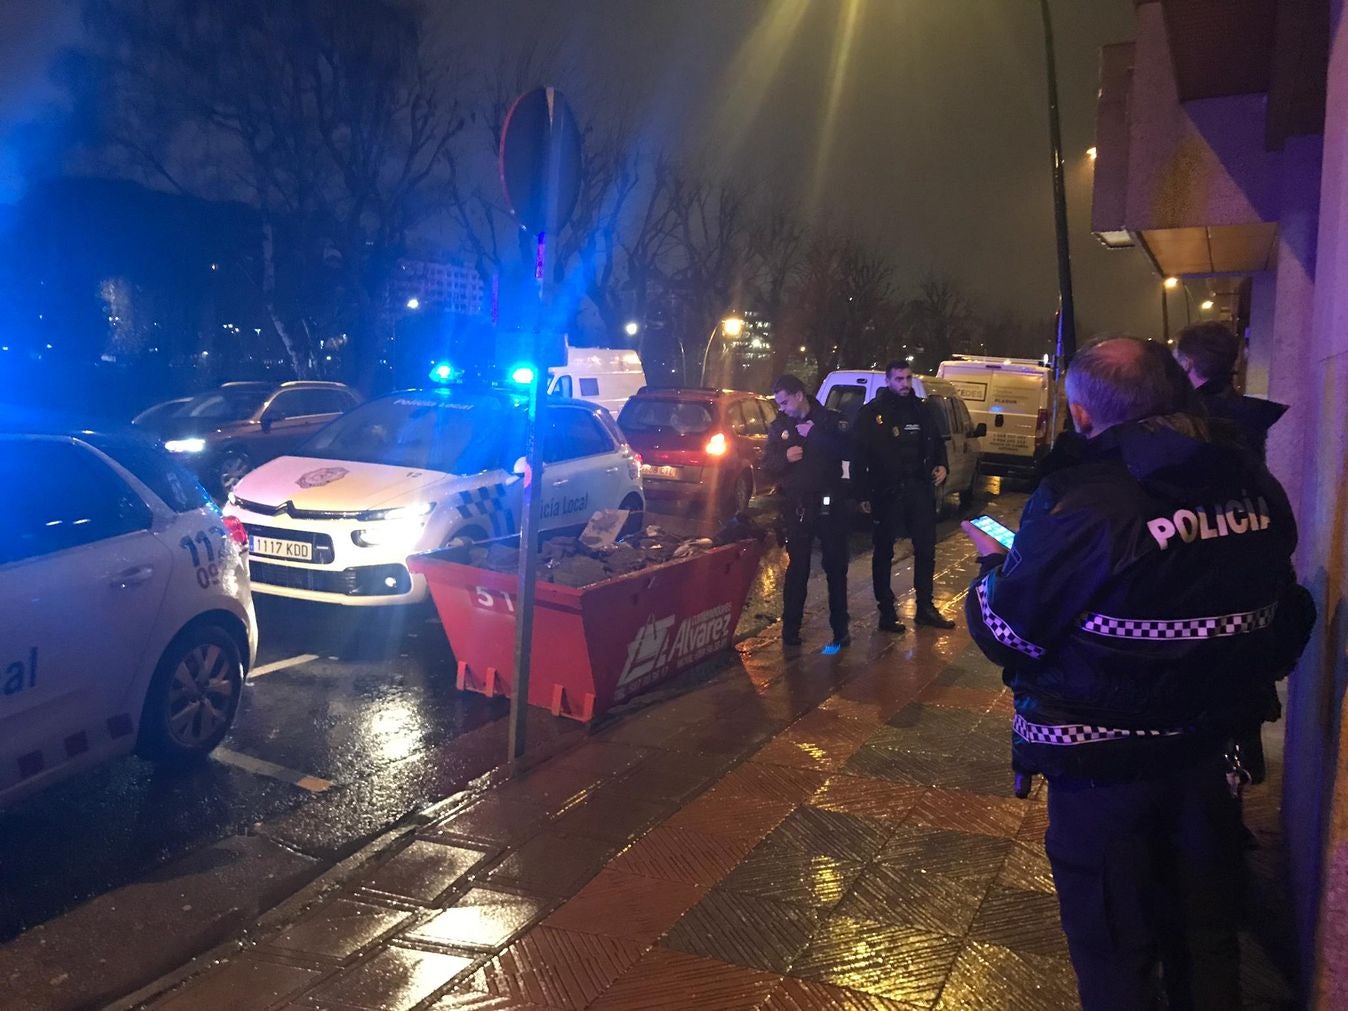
[297,393,524,474]
[133,399,189,425]
[618,399,715,435]
[180,388,269,421]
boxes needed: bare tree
[902,274,975,372]
[71,0,463,384]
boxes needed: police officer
[853,361,955,631]
[762,374,851,651]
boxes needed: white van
[816,369,986,510]
[548,346,647,416]
[936,356,1056,478]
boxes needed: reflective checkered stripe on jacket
[975,577,1046,659]
[2,714,136,794]
[1013,713,1185,746]
[1077,602,1277,640]
[454,484,515,538]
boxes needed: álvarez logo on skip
[616,603,735,694]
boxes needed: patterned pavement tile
[807,775,925,824]
[816,695,905,726]
[750,733,864,772]
[875,826,1013,881]
[402,887,552,952]
[1017,800,1050,843]
[587,947,781,1010]
[787,709,884,743]
[662,787,798,843]
[756,806,893,864]
[662,887,820,973]
[933,941,1081,1010]
[550,791,672,844]
[906,787,1027,838]
[914,684,1004,713]
[995,841,1056,895]
[485,831,617,898]
[270,897,413,962]
[922,758,1020,799]
[842,746,948,788]
[358,840,495,905]
[431,987,568,1010]
[885,703,985,739]
[758,976,924,1011]
[609,752,738,802]
[967,886,1070,958]
[715,761,830,805]
[791,915,963,1006]
[300,946,473,1011]
[834,861,990,936]
[490,760,611,813]
[543,868,707,944]
[608,824,755,886]
[719,847,865,910]
[462,926,646,1010]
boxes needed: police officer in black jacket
[762,375,851,651]
[853,361,955,631]
[962,336,1313,1011]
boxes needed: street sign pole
[1040,0,1076,442]
[500,87,582,765]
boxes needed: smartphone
[969,514,1017,550]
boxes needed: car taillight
[705,432,729,456]
[223,515,249,551]
[632,451,643,466]
[1035,408,1050,447]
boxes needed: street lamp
[624,321,640,337]
[406,297,421,310]
[1200,299,1215,312]
[700,315,746,386]
[1164,276,1180,289]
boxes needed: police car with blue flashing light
[223,384,644,607]
[0,427,257,809]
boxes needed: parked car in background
[134,381,362,496]
[0,423,255,808]
[225,388,644,608]
[131,395,192,427]
[816,369,986,512]
[936,356,1056,479]
[617,387,778,518]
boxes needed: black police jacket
[761,399,850,505]
[965,413,1313,783]
[1196,378,1288,460]
[852,390,948,500]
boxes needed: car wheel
[217,449,252,496]
[136,624,243,764]
[726,471,753,517]
[619,492,644,537]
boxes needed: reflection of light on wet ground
[364,699,423,763]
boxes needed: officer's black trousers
[782,502,849,640]
[871,484,937,613]
[1045,756,1243,1011]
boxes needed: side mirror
[971,423,988,438]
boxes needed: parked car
[131,395,192,427]
[617,387,778,517]
[225,387,644,607]
[936,356,1058,479]
[816,370,986,512]
[0,425,256,809]
[134,381,362,496]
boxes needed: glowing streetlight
[1086,146,1098,160]
[1200,299,1215,312]
[721,316,745,338]
[1163,276,1179,289]
[406,297,421,310]
[699,316,747,385]
[624,321,640,337]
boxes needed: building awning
[1137,223,1278,275]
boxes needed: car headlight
[164,437,207,454]
[356,502,436,522]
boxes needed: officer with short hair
[852,361,954,631]
[762,374,851,651]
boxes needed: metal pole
[1040,0,1076,441]
[699,321,720,387]
[508,335,545,762]
[1161,283,1171,341]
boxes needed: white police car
[0,429,256,809]
[224,387,644,606]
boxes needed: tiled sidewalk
[145,537,1296,1011]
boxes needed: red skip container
[408,540,764,721]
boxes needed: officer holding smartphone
[762,374,851,652]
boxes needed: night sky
[1,0,1160,340]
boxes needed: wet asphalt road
[0,485,1022,942]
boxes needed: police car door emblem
[296,466,349,488]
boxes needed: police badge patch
[296,466,350,488]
